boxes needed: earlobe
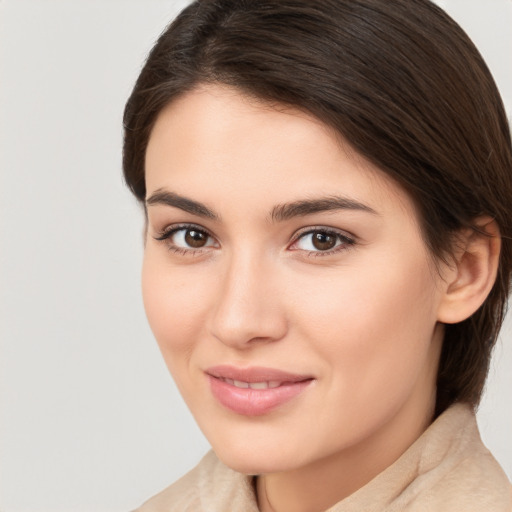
[437,217,501,324]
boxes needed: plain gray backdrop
[1,1,511,511]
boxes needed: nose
[208,250,288,349]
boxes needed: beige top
[134,404,512,511]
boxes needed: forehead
[145,84,417,221]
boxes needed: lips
[206,365,314,416]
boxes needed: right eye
[154,225,218,253]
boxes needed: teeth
[249,382,268,390]
[224,379,282,389]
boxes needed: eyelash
[153,223,356,258]
[289,226,356,257]
[154,223,217,256]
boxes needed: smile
[206,366,314,416]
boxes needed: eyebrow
[146,189,219,220]
[145,189,377,222]
[269,196,377,222]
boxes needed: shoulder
[331,403,512,512]
[395,403,512,512]
[132,450,259,512]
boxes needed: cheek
[290,254,440,389]
[284,259,441,450]
[141,252,210,363]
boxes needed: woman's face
[142,84,448,475]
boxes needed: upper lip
[206,365,313,383]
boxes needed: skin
[141,84,493,512]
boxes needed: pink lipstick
[206,365,314,416]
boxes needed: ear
[437,217,501,324]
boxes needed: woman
[123,0,512,510]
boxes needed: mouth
[218,378,282,389]
[206,365,314,416]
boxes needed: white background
[0,1,511,511]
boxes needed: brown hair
[123,0,512,415]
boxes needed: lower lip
[208,376,312,416]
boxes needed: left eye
[291,230,352,252]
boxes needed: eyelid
[153,222,215,241]
[291,225,356,242]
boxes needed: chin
[208,432,310,475]
[215,449,289,476]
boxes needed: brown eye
[185,229,208,248]
[154,225,217,251]
[291,228,354,254]
[311,231,337,251]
